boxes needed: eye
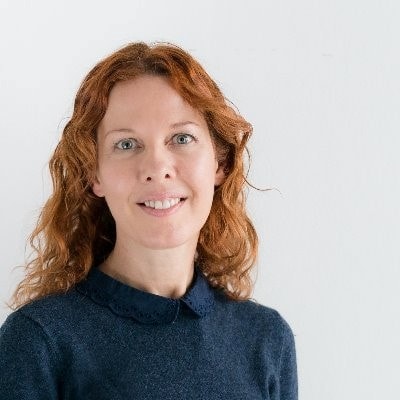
[114,138,137,150]
[172,133,196,145]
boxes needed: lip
[138,198,185,217]
[136,192,187,203]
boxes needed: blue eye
[173,133,195,145]
[115,138,136,150]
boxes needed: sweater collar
[75,265,217,325]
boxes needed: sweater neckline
[75,265,217,325]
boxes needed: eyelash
[114,138,137,151]
[172,133,197,145]
[113,133,198,150]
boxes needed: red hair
[10,42,258,309]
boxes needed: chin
[139,232,198,251]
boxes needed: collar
[75,265,217,325]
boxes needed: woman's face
[93,75,224,250]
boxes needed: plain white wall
[1,0,399,398]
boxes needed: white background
[1,1,399,398]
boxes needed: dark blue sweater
[0,266,298,399]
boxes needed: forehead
[99,75,206,133]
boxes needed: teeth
[144,198,181,209]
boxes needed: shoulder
[215,292,295,339]
[211,293,297,376]
[0,288,91,371]
[2,288,85,332]
[0,297,71,398]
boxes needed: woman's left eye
[172,133,195,145]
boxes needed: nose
[138,147,175,183]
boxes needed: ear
[92,176,105,197]
[214,161,226,186]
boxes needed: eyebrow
[171,121,199,128]
[105,121,200,137]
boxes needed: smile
[143,198,182,210]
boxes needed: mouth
[139,197,186,210]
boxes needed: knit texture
[0,266,298,399]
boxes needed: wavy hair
[10,42,259,309]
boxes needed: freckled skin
[93,75,225,251]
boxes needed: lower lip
[138,199,185,217]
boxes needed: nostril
[144,172,171,182]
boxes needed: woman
[0,42,298,399]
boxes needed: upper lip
[136,192,187,203]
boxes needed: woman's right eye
[114,138,137,150]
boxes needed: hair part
[9,41,259,310]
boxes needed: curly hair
[10,41,258,309]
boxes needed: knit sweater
[0,266,298,399]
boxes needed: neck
[99,239,197,299]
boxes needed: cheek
[98,164,133,196]
[182,153,217,201]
